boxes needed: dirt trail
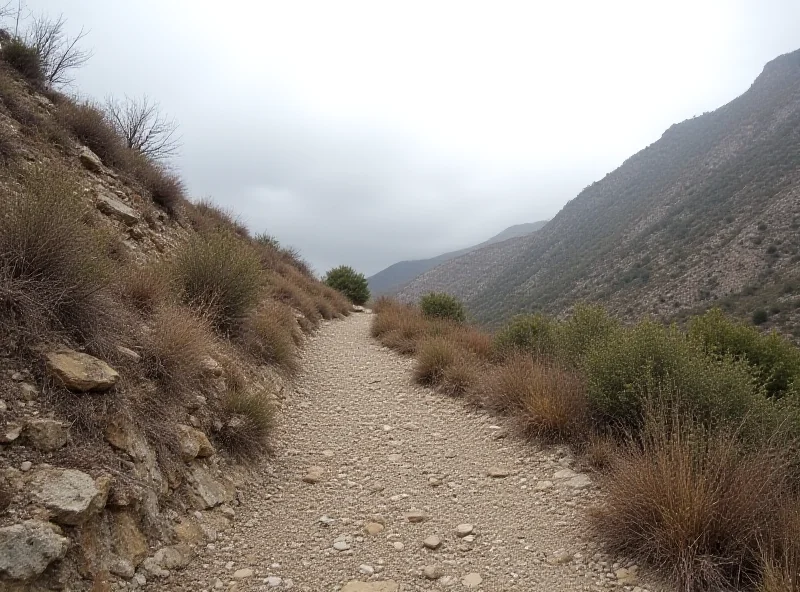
[178,313,655,591]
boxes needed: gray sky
[22,0,800,276]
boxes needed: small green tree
[420,292,466,323]
[324,265,369,305]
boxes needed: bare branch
[24,13,92,87]
[105,95,182,161]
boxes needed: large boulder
[0,520,69,581]
[30,469,110,525]
[96,193,140,226]
[176,425,215,461]
[24,419,69,451]
[45,350,119,392]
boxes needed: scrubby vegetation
[420,292,466,322]
[324,265,370,305]
[373,298,800,590]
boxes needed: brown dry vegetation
[373,297,800,591]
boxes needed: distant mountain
[397,49,800,336]
[368,221,547,295]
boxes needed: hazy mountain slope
[368,220,547,295]
[398,49,800,335]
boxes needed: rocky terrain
[367,222,547,297]
[397,50,800,334]
[175,312,661,592]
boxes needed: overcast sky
[20,0,800,275]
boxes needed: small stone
[333,541,351,551]
[462,572,483,588]
[18,383,38,401]
[406,510,428,523]
[96,193,140,226]
[428,478,443,487]
[365,522,384,535]
[615,567,638,585]
[303,466,324,484]
[546,551,573,565]
[116,346,141,362]
[423,535,441,549]
[553,468,577,480]
[341,582,399,592]
[233,568,253,579]
[358,564,375,575]
[24,419,69,451]
[455,524,474,537]
[0,422,22,443]
[213,578,223,589]
[423,565,443,580]
[318,515,336,527]
[322,449,334,457]
[20,461,32,472]
[45,349,119,392]
[0,520,69,580]
[487,467,510,478]
[535,480,554,491]
[392,542,405,551]
[439,576,457,587]
[565,474,592,489]
[10,372,23,381]
[266,576,282,587]
[387,453,402,462]
[79,146,104,172]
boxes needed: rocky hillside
[398,49,800,335]
[0,57,352,590]
[367,220,547,296]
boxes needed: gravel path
[178,313,658,592]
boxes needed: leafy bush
[174,232,263,331]
[555,303,619,366]
[690,308,800,398]
[217,387,275,459]
[753,308,769,325]
[493,313,554,358]
[0,166,111,347]
[591,407,794,591]
[324,265,368,305]
[1,39,44,84]
[420,292,465,323]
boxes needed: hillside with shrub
[372,296,800,590]
[397,49,800,335]
[0,23,353,590]
[367,220,547,296]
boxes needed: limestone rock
[341,582,399,592]
[24,418,69,451]
[176,424,215,461]
[423,535,441,549]
[487,467,510,478]
[0,520,69,581]
[188,466,228,509]
[46,350,119,392]
[0,422,22,443]
[364,521,384,535]
[200,356,223,377]
[564,474,592,489]
[423,565,443,580]
[462,572,483,588]
[455,523,474,537]
[153,544,192,570]
[96,193,139,226]
[110,510,149,567]
[79,146,104,172]
[405,510,428,523]
[30,468,109,525]
[233,567,253,579]
[302,466,324,484]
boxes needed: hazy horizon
[20,0,800,275]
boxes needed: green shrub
[1,39,43,84]
[174,232,263,331]
[323,265,369,305]
[690,308,800,398]
[493,313,554,357]
[753,309,769,325]
[420,292,465,323]
[555,303,619,366]
[584,320,759,430]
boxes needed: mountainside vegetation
[398,50,800,336]
[368,220,547,296]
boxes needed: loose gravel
[178,313,663,591]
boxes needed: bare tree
[105,95,182,161]
[24,13,92,86]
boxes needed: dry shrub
[452,326,493,360]
[315,294,336,320]
[237,300,299,374]
[0,166,112,350]
[582,430,619,470]
[478,352,588,441]
[119,263,171,313]
[319,284,352,316]
[372,296,394,314]
[187,198,248,237]
[440,351,480,396]
[132,158,186,216]
[139,306,213,393]
[759,503,800,592]
[174,232,263,331]
[1,38,44,84]
[414,336,459,386]
[58,100,127,167]
[217,387,275,459]
[266,272,320,328]
[591,407,794,591]
[253,232,313,277]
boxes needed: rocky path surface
[178,313,657,592]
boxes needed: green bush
[689,308,800,399]
[493,313,555,357]
[555,303,619,366]
[1,39,44,84]
[323,265,369,305]
[420,292,465,323]
[753,309,769,325]
[584,320,760,430]
[174,232,263,331]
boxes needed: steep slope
[398,49,800,335]
[368,220,547,295]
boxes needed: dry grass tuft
[266,272,321,329]
[217,387,275,459]
[582,431,619,470]
[186,198,249,237]
[440,352,480,396]
[591,407,794,591]
[759,503,800,592]
[477,352,588,441]
[133,158,186,216]
[237,300,299,374]
[58,100,127,167]
[414,336,458,386]
[119,263,171,313]
[139,306,214,393]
